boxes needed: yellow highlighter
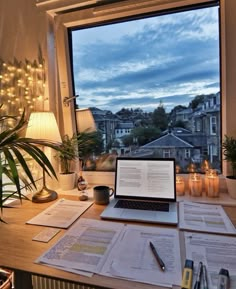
[181,259,194,289]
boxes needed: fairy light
[0,58,46,116]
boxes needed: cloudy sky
[71,6,219,113]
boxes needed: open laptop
[100,157,178,225]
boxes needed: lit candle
[206,169,219,197]
[189,173,202,197]
[176,175,185,196]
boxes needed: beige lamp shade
[26,111,61,142]
[76,108,96,132]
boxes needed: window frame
[51,0,231,183]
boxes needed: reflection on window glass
[70,5,220,173]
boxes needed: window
[210,116,217,135]
[185,149,191,159]
[163,149,171,158]
[68,1,221,173]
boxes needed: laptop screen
[115,157,176,201]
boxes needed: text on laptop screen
[115,158,176,200]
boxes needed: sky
[71,6,219,113]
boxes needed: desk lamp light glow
[26,111,61,203]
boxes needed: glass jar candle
[189,173,202,196]
[176,175,185,196]
[205,169,219,197]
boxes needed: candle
[189,173,202,197]
[176,175,185,196]
[206,169,219,197]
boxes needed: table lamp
[76,108,96,191]
[26,111,62,203]
[76,108,96,133]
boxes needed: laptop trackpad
[121,210,155,220]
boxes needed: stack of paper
[36,218,182,288]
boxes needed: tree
[132,126,161,146]
[189,95,205,109]
[152,102,168,131]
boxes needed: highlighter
[181,259,194,289]
[217,268,230,289]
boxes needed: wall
[0,0,47,62]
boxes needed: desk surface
[1,193,236,289]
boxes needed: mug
[93,186,114,205]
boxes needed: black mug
[93,186,114,205]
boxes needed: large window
[69,3,220,173]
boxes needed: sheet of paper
[26,199,93,228]
[36,218,124,274]
[185,232,236,289]
[101,224,182,287]
[32,228,61,242]
[179,201,236,235]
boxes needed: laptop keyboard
[114,200,169,212]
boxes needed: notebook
[100,157,178,225]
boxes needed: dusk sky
[71,6,219,113]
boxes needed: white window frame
[43,0,236,181]
[163,149,171,158]
[210,116,217,135]
[185,149,191,158]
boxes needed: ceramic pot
[59,172,76,191]
[225,176,236,199]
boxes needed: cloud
[72,6,220,113]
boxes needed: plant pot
[59,172,76,191]
[225,176,236,199]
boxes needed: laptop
[100,157,178,225]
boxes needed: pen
[149,241,165,271]
[202,265,208,289]
[194,262,203,289]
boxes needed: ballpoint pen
[194,262,203,289]
[202,265,208,289]
[149,241,165,271]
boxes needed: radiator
[32,275,101,289]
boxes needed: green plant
[0,109,61,218]
[56,134,79,174]
[222,135,236,178]
[56,131,102,174]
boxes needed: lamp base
[32,187,58,203]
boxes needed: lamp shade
[26,111,61,142]
[76,108,96,133]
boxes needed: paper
[32,228,61,242]
[36,218,182,287]
[101,224,182,287]
[185,232,236,289]
[179,201,236,235]
[26,199,93,228]
[36,218,124,274]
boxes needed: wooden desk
[1,195,236,289]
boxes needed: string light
[0,58,46,116]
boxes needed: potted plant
[56,134,78,190]
[222,135,236,199]
[0,108,61,221]
[56,131,103,190]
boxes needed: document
[179,201,236,235]
[27,199,93,228]
[36,218,182,287]
[100,224,182,287]
[36,218,124,273]
[185,232,236,289]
